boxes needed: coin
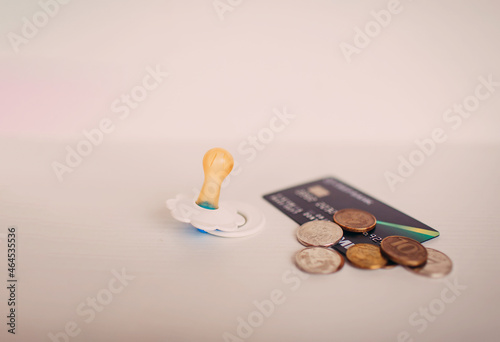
[346,243,388,269]
[296,220,343,247]
[295,247,345,274]
[380,236,427,267]
[333,208,376,233]
[405,248,453,278]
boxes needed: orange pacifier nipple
[196,147,234,210]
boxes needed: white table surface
[1,141,499,342]
[1,1,500,341]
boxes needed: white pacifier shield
[167,194,265,237]
[206,201,265,238]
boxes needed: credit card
[263,177,440,255]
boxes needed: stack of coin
[379,236,452,277]
[294,220,345,275]
[293,210,453,278]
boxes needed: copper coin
[295,247,345,274]
[405,248,453,278]
[380,236,427,267]
[346,243,388,269]
[296,220,343,247]
[333,208,376,233]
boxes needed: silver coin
[405,248,453,278]
[295,247,345,274]
[296,220,343,247]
